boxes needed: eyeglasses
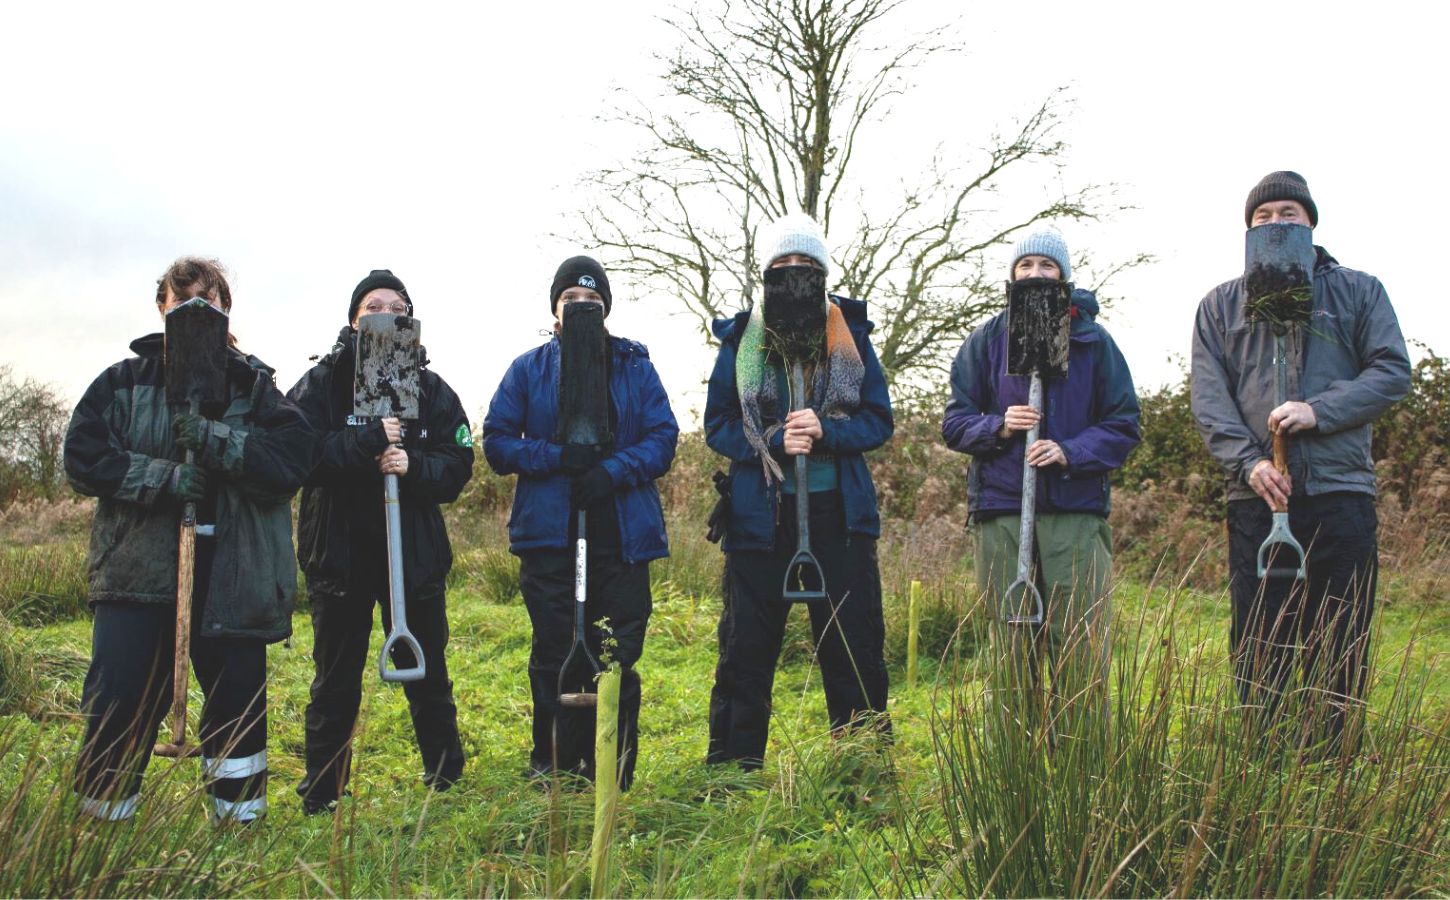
[360,301,410,316]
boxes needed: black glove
[166,462,209,502]
[560,444,604,474]
[172,413,215,453]
[570,465,614,507]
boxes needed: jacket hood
[130,333,164,358]
[129,333,275,377]
[1071,287,1099,321]
[712,294,871,344]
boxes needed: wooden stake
[908,580,922,690]
[590,668,621,899]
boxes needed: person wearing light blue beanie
[1009,226,1071,282]
[943,224,1141,740]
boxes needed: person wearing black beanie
[549,256,612,318]
[348,269,413,324]
[1192,172,1410,751]
[287,269,474,814]
[484,254,678,789]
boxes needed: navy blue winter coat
[704,296,894,552]
[483,334,679,564]
[942,289,1140,519]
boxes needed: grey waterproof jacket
[1191,247,1410,503]
[64,334,317,642]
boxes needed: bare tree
[579,0,1143,403]
[0,365,70,505]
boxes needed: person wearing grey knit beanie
[1009,225,1072,282]
[758,212,830,275]
[1191,171,1410,750]
[943,223,1141,738]
[701,209,894,771]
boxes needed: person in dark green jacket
[63,257,316,823]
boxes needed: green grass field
[2,508,1449,897]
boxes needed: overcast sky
[2,1,1443,429]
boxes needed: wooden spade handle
[1273,431,1288,478]
[170,512,194,746]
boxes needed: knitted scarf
[736,299,864,484]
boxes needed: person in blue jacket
[704,212,894,771]
[942,226,1140,731]
[483,255,678,788]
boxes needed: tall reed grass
[0,720,296,897]
[0,542,88,624]
[921,579,1450,897]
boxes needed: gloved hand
[166,462,210,502]
[559,444,604,474]
[172,413,216,453]
[570,465,614,507]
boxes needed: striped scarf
[735,300,864,484]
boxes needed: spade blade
[553,301,613,447]
[1006,278,1071,378]
[164,299,230,408]
[1245,223,1314,328]
[354,313,421,419]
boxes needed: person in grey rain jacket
[1191,171,1410,746]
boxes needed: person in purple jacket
[942,226,1140,730]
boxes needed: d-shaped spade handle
[783,548,828,603]
[379,626,426,683]
[1257,511,1307,580]
[1002,576,1045,627]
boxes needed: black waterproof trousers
[708,490,890,770]
[298,576,464,804]
[1228,492,1378,744]
[518,526,651,789]
[75,602,268,822]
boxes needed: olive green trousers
[975,512,1113,746]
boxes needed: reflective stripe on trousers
[79,793,140,821]
[210,794,267,823]
[203,749,267,781]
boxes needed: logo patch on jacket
[455,424,474,447]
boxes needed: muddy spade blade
[164,299,230,408]
[1007,278,1071,379]
[554,301,613,448]
[1245,223,1314,329]
[354,314,421,419]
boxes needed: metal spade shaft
[1003,375,1046,626]
[379,460,426,682]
